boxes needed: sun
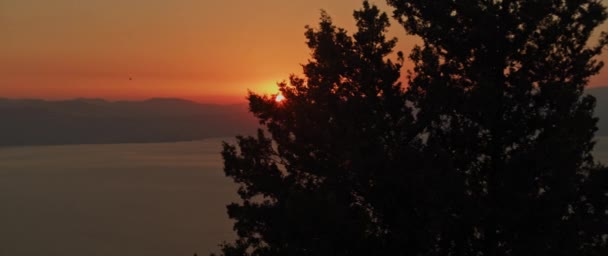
[275,93,285,103]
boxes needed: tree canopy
[216,1,608,255]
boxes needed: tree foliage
[387,0,608,255]
[216,1,608,255]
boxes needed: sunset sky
[2,0,608,104]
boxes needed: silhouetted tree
[577,164,608,256]
[217,0,608,255]
[385,0,608,255]
[218,2,412,255]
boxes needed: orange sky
[2,0,608,104]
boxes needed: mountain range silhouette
[0,86,605,147]
[0,97,258,146]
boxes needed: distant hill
[0,89,606,147]
[588,86,608,136]
[0,98,258,146]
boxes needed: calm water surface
[0,138,238,256]
[0,137,607,256]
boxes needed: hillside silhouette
[1,87,605,147]
[0,98,258,146]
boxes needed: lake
[0,138,238,256]
[0,136,607,256]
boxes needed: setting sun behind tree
[274,93,285,103]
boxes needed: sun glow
[275,93,286,103]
